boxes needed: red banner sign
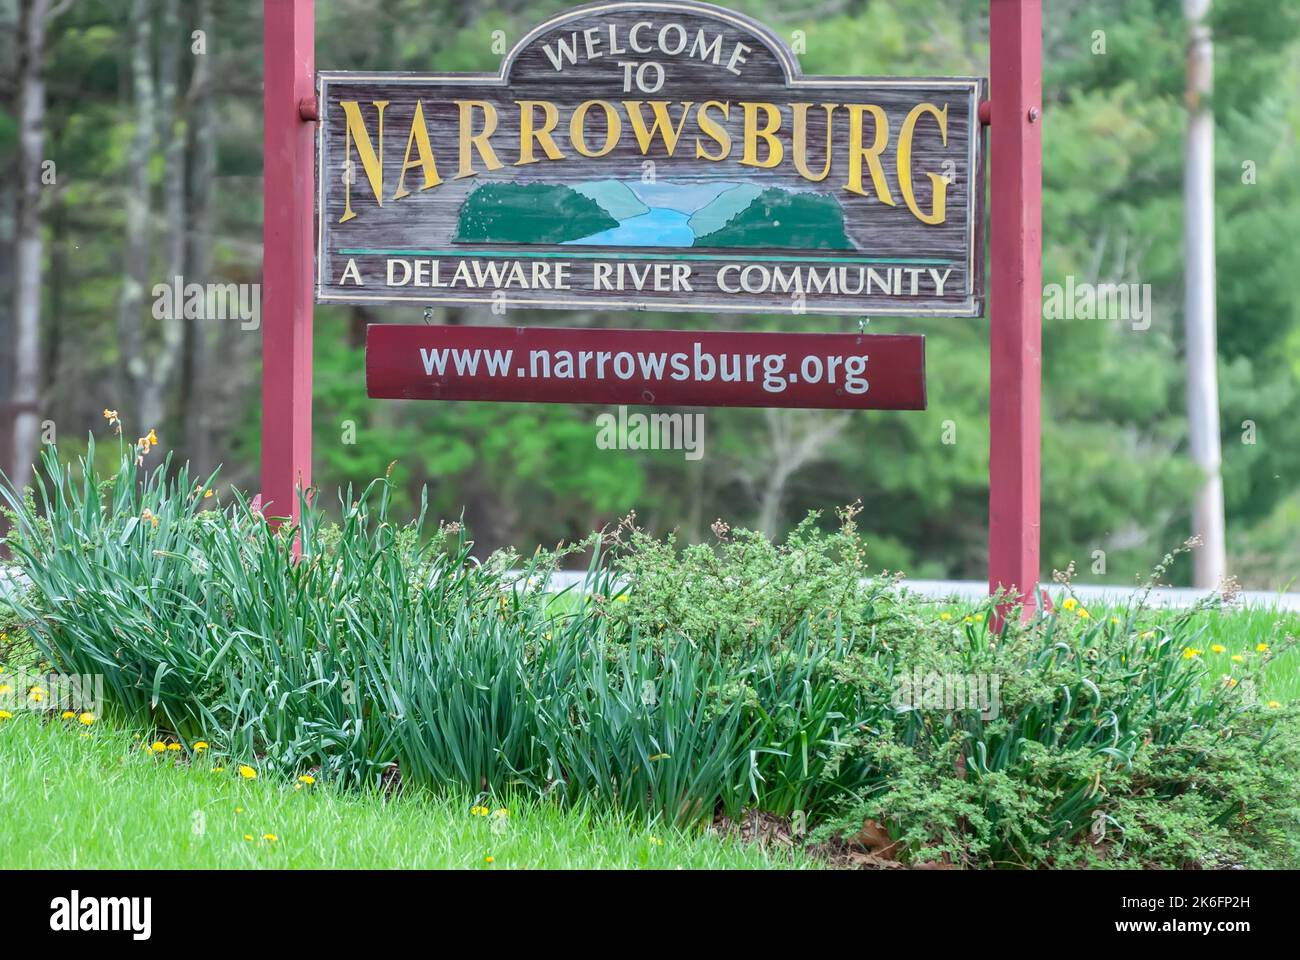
[365,325,925,410]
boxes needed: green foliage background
[6,0,1300,587]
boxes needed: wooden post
[260,0,315,523]
[988,0,1043,623]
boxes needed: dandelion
[61,710,76,720]
[235,807,244,814]
[1256,643,1269,653]
[1062,597,1078,612]
[262,834,278,843]
[28,686,45,702]
[939,612,952,622]
[0,684,10,695]
[484,856,495,864]
[212,766,225,773]
[1109,617,1119,625]
[963,615,974,624]
[471,805,490,817]
[238,765,257,780]
[1267,701,1281,709]
[78,712,94,726]
[150,741,167,753]
[1077,609,1090,619]
[243,834,254,842]
[0,710,13,720]
[166,742,181,751]
[1211,644,1226,654]
[649,836,663,846]
[974,614,984,623]
[1182,648,1202,660]
[1231,654,1245,663]
[203,489,214,499]
[193,741,208,751]
[297,775,316,786]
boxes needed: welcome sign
[315,0,986,316]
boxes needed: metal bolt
[1028,107,1040,123]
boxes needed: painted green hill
[572,179,649,221]
[693,188,852,250]
[687,183,763,237]
[455,182,618,244]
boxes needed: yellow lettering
[338,100,388,223]
[516,100,565,165]
[740,101,783,168]
[570,100,621,157]
[695,101,731,161]
[624,101,695,156]
[454,101,503,179]
[791,103,836,182]
[897,102,948,225]
[392,100,441,200]
[844,104,894,205]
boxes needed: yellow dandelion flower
[963,615,974,624]
[203,489,214,499]
[78,712,94,726]
[238,765,257,780]
[150,741,167,753]
[243,834,254,842]
[193,741,208,751]
[649,836,663,846]
[1077,609,1090,619]
[0,683,11,695]
[61,710,76,720]
[484,856,495,863]
[1267,701,1281,709]
[166,742,181,751]
[939,612,952,621]
[974,614,984,623]
[262,833,278,843]
[212,766,225,773]
[1256,643,1269,653]
[297,775,316,785]
[235,807,244,814]
[615,595,630,603]
[0,710,13,720]
[1109,617,1119,625]
[470,805,490,817]
[1182,648,1202,660]
[28,687,45,702]
[1231,654,1245,663]
[1210,644,1226,654]
[1062,597,1078,612]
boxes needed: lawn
[0,712,810,870]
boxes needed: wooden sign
[316,0,986,316]
[366,326,926,409]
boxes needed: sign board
[316,0,986,316]
[366,326,926,409]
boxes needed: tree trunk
[9,0,55,494]
[180,0,216,473]
[118,0,155,431]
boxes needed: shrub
[3,438,1296,865]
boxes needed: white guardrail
[3,565,1296,611]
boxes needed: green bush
[3,440,1297,866]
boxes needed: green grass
[0,713,811,870]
